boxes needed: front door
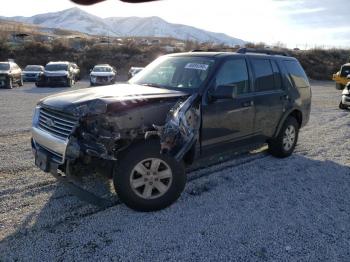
[201,58,255,152]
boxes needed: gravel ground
[0,81,349,261]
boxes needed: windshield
[0,63,10,70]
[130,56,214,91]
[93,67,112,72]
[45,64,68,71]
[24,65,43,71]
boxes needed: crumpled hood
[90,72,115,77]
[40,83,188,112]
[44,70,68,77]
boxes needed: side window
[271,60,282,89]
[215,59,250,95]
[251,59,275,92]
[284,60,309,88]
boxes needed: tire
[67,78,73,88]
[336,83,344,90]
[339,101,348,110]
[268,116,299,158]
[18,77,23,87]
[113,140,186,212]
[6,78,13,89]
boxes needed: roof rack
[237,48,290,57]
[190,49,222,52]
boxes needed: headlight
[90,76,96,82]
[32,106,40,126]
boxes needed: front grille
[0,74,7,80]
[97,76,109,81]
[47,76,67,83]
[38,107,78,139]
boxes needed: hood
[44,70,68,77]
[0,70,9,74]
[90,72,115,77]
[40,83,188,114]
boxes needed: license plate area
[35,150,50,172]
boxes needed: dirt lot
[0,81,350,261]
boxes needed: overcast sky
[0,0,349,48]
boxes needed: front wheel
[67,78,73,88]
[268,116,299,158]
[6,78,13,89]
[18,77,23,87]
[336,83,344,90]
[339,101,348,110]
[113,140,186,212]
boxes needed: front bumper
[37,76,68,86]
[90,76,115,85]
[0,75,9,87]
[32,126,68,164]
[23,75,38,82]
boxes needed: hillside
[1,7,246,46]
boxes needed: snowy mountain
[5,8,119,37]
[2,7,245,46]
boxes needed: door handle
[242,101,254,107]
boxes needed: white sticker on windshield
[185,63,209,71]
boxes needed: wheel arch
[273,108,303,138]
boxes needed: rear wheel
[268,116,299,158]
[113,140,186,212]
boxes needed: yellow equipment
[333,63,350,90]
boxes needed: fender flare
[273,108,302,138]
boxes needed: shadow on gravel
[1,154,350,261]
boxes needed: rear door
[201,57,255,150]
[248,57,285,137]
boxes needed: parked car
[36,61,76,87]
[0,61,23,89]
[22,65,44,82]
[31,49,311,211]
[333,63,350,90]
[72,63,81,81]
[339,75,350,109]
[90,64,116,86]
[128,66,144,79]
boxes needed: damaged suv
[31,49,311,211]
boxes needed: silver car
[90,64,116,86]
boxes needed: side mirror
[211,84,237,99]
[347,74,350,79]
[89,69,92,73]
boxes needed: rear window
[251,59,275,92]
[284,60,309,88]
